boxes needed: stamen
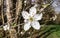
[29,17,33,22]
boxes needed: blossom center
[29,17,34,22]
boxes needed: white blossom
[3,25,10,31]
[22,6,43,31]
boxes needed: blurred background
[0,0,60,38]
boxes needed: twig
[1,0,4,24]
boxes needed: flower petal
[29,7,36,16]
[3,26,7,30]
[24,19,29,23]
[31,21,40,30]
[7,26,10,30]
[3,25,8,30]
[24,22,31,31]
[22,11,29,19]
[34,13,43,20]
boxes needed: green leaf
[42,4,50,8]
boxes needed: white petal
[29,7,36,16]
[4,28,6,30]
[22,11,29,19]
[31,21,40,30]
[24,22,31,31]
[3,25,7,30]
[24,19,29,23]
[3,26,7,30]
[7,26,10,30]
[34,13,43,20]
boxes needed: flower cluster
[3,25,10,31]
